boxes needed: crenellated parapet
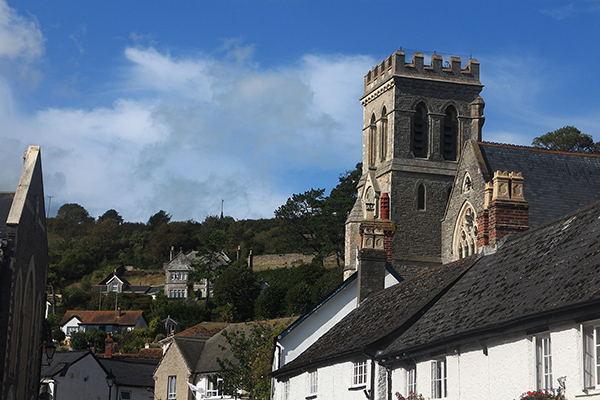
[363,50,481,95]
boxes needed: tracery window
[453,202,478,260]
[412,102,428,158]
[441,106,458,161]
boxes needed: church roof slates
[478,142,600,228]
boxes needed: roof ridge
[479,141,600,158]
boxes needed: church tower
[345,50,485,280]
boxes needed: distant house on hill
[60,310,148,339]
[93,267,163,299]
[163,248,230,299]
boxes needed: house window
[353,359,367,386]
[535,335,552,390]
[111,283,118,292]
[309,370,318,395]
[66,326,79,335]
[431,359,447,398]
[407,364,417,396]
[120,391,131,400]
[283,380,290,400]
[167,375,177,399]
[582,325,600,389]
[207,376,223,397]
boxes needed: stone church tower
[345,50,485,280]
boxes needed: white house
[272,201,600,400]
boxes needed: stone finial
[509,172,525,201]
[492,171,511,201]
[484,181,494,209]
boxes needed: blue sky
[1,0,599,222]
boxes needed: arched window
[412,102,428,158]
[452,202,478,260]
[417,184,426,210]
[380,107,387,161]
[441,106,458,161]
[369,114,376,166]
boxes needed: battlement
[364,50,481,93]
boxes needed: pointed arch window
[412,103,428,158]
[452,202,478,260]
[417,184,426,211]
[442,106,458,161]
[380,107,388,161]
[369,114,376,166]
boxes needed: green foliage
[147,210,172,228]
[97,209,124,224]
[254,285,286,319]
[52,328,66,342]
[56,203,94,224]
[519,390,565,400]
[213,259,260,322]
[114,327,156,354]
[532,125,600,153]
[285,281,313,315]
[217,321,287,400]
[275,164,361,267]
[70,330,107,351]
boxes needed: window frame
[206,376,223,398]
[431,359,447,399]
[582,324,600,390]
[407,363,417,396]
[167,375,177,399]
[535,334,553,390]
[309,370,318,395]
[352,359,368,387]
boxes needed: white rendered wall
[276,279,358,368]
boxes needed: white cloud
[1,44,373,222]
[0,0,44,61]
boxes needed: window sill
[348,385,366,391]
[305,395,317,399]
[576,388,600,397]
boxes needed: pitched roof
[273,257,478,377]
[0,192,14,239]
[195,318,295,374]
[59,310,145,326]
[172,337,206,371]
[381,200,600,357]
[40,350,96,378]
[98,357,158,388]
[479,142,600,228]
[175,321,230,340]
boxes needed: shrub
[519,390,565,400]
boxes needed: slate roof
[273,257,479,377]
[381,200,600,358]
[59,310,145,327]
[173,337,206,371]
[0,192,14,239]
[479,142,600,228]
[40,350,96,378]
[195,318,296,374]
[98,357,158,388]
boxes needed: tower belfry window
[412,103,428,158]
[369,114,376,166]
[442,106,458,161]
[380,107,388,161]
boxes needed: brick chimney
[104,333,116,358]
[477,171,529,252]
[357,212,396,304]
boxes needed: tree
[56,203,94,224]
[532,126,600,153]
[147,210,171,228]
[212,259,260,322]
[190,229,230,307]
[98,209,124,224]
[217,321,286,399]
[275,164,361,267]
